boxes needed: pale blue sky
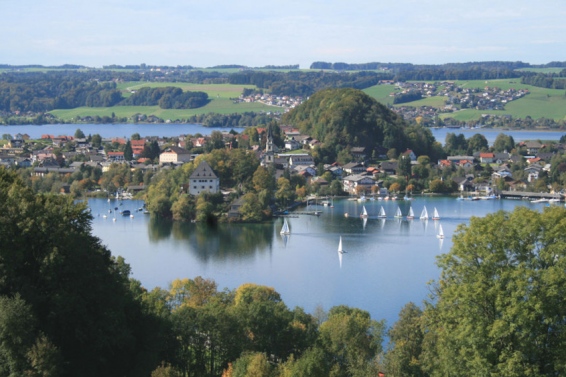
[2,0,565,68]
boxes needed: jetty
[500,191,563,201]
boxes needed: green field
[364,79,566,121]
[362,85,397,105]
[51,82,284,121]
[515,67,565,74]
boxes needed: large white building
[159,146,192,165]
[189,161,220,196]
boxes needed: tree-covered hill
[282,88,442,163]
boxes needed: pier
[500,191,563,201]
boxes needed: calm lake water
[2,123,565,146]
[89,196,552,327]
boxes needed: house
[452,176,474,192]
[292,165,316,177]
[401,149,417,161]
[342,174,375,195]
[284,138,301,151]
[350,147,367,161]
[188,160,220,196]
[457,160,474,169]
[107,151,125,161]
[447,155,475,164]
[343,162,366,174]
[379,161,398,175]
[159,146,192,164]
[479,152,494,164]
[288,154,315,167]
[523,141,544,155]
[493,152,510,164]
[525,164,542,182]
[227,197,246,219]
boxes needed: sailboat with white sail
[432,207,440,220]
[437,224,445,239]
[394,206,403,219]
[338,236,346,254]
[420,206,428,220]
[360,205,368,218]
[280,218,290,235]
[407,206,415,220]
[378,206,387,219]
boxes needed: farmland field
[365,79,566,121]
[515,67,565,74]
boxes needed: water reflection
[148,218,275,261]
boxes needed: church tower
[265,125,274,165]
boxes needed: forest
[4,166,566,376]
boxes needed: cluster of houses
[236,93,304,111]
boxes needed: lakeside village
[2,122,566,221]
[234,81,530,125]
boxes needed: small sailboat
[360,205,368,218]
[420,206,428,220]
[407,206,415,220]
[432,207,440,220]
[394,206,403,218]
[378,206,387,219]
[338,236,346,254]
[280,218,290,235]
[437,224,445,239]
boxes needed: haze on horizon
[3,0,566,68]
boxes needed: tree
[492,133,515,152]
[74,128,85,139]
[397,155,412,178]
[124,140,133,161]
[252,166,275,193]
[422,206,566,376]
[91,133,102,148]
[384,302,426,377]
[467,133,488,154]
[131,133,141,141]
[0,169,166,376]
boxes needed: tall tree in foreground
[422,206,566,376]
[0,168,165,377]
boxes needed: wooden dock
[500,191,563,201]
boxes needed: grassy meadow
[52,83,281,121]
[365,79,566,121]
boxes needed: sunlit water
[88,196,550,326]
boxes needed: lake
[3,123,565,146]
[89,196,551,327]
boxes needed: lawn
[363,85,397,105]
[515,67,565,74]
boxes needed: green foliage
[282,88,408,163]
[0,168,165,376]
[74,128,85,139]
[492,133,515,152]
[119,86,209,109]
[423,206,566,376]
[384,302,426,377]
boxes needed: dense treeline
[393,91,422,104]
[187,111,273,128]
[521,73,566,89]
[229,71,387,97]
[310,60,558,71]
[394,67,521,81]
[119,87,209,109]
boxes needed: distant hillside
[282,88,441,162]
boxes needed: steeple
[265,125,274,165]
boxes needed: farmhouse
[188,161,220,196]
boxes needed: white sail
[407,206,415,219]
[394,206,403,218]
[361,205,368,218]
[338,236,346,254]
[432,207,440,220]
[420,206,428,220]
[437,224,445,239]
[280,218,290,235]
[378,206,387,218]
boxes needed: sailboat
[378,206,387,219]
[280,218,290,235]
[338,236,346,254]
[394,206,403,218]
[432,207,440,220]
[420,206,428,220]
[360,205,368,218]
[437,224,445,239]
[407,206,415,220]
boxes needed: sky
[2,0,566,68]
